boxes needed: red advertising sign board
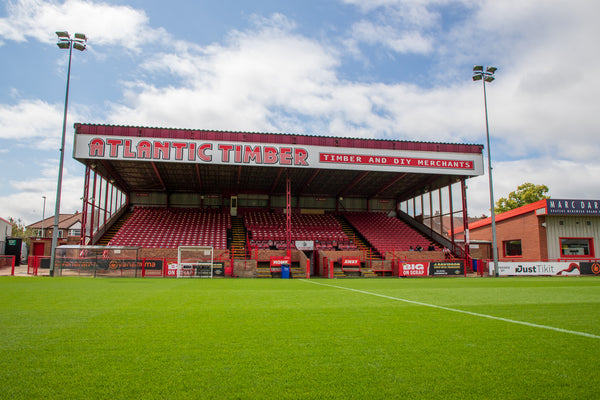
[342,257,360,267]
[270,256,291,267]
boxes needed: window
[504,240,522,257]
[69,229,81,237]
[560,238,594,257]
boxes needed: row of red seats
[344,212,438,253]
[109,207,229,249]
[244,211,349,244]
[244,212,342,229]
[249,239,358,251]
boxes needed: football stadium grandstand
[28,123,487,278]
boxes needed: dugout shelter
[68,123,484,276]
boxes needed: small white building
[0,217,12,254]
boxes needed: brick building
[455,199,600,262]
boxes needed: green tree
[495,183,550,213]
[8,217,36,246]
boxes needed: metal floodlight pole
[49,31,86,276]
[41,196,46,238]
[473,65,499,277]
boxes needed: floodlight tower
[472,65,499,277]
[49,31,87,276]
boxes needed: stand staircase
[230,216,248,260]
[336,216,378,277]
[96,212,132,246]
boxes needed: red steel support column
[103,179,109,228]
[448,182,455,247]
[438,189,443,238]
[80,165,91,244]
[97,176,103,230]
[89,170,97,245]
[286,176,291,259]
[109,182,114,220]
[461,179,471,275]
[429,191,433,227]
[306,259,310,279]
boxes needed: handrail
[397,210,469,259]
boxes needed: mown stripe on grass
[303,279,600,340]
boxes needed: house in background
[27,212,82,257]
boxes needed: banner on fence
[58,258,162,271]
[429,261,464,276]
[399,262,428,277]
[497,262,581,276]
[167,263,178,277]
[579,262,600,276]
[212,262,225,277]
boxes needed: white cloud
[109,14,341,132]
[0,99,87,149]
[0,0,167,48]
[341,0,448,56]
[467,158,600,217]
[0,162,83,224]
[341,0,448,27]
[350,20,433,54]
[460,0,600,160]
[0,99,62,145]
[106,11,486,141]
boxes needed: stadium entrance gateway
[43,123,487,277]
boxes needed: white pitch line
[302,279,600,340]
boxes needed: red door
[33,242,45,257]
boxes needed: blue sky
[1,0,599,224]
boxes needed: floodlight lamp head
[73,42,86,51]
[484,75,495,83]
[472,74,483,81]
[473,65,484,72]
[74,33,87,41]
[56,31,70,39]
[486,66,497,74]
[57,41,70,49]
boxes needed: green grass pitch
[1,276,599,399]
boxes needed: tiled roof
[27,213,82,230]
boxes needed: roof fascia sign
[546,199,600,216]
[73,134,484,177]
